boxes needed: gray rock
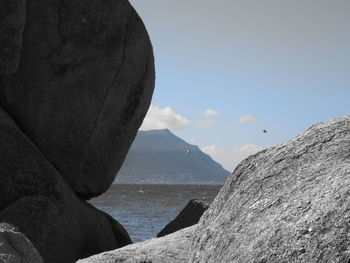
[0,107,131,263]
[0,0,155,199]
[0,0,26,75]
[77,225,196,263]
[189,116,350,262]
[157,199,209,237]
[0,223,43,263]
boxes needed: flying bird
[262,129,267,134]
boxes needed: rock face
[157,199,209,237]
[0,223,43,263]
[0,0,154,261]
[76,116,350,263]
[0,108,132,263]
[0,0,26,75]
[0,0,155,199]
[189,116,350,262]
[77,226,195,263]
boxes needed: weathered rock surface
[0,0,155,199]
[0,223,43,263]
[77,225,195,263]
[189,116,350,262]
[0,107,132,263]
[157,199,209,237]
[0,0,153,261]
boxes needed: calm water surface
[90,184,222,243]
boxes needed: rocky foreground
[1,1,350,262]
[0,0,154,262]
[77,226,196,263]
[79,116,350,263]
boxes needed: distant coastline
[115,129,230,185]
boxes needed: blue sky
[130,0,350,171]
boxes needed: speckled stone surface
[189,116,350,263]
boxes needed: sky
[130,0,350,172]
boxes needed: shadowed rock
[0,0,26,75]
[157,199,209,237]
[0,107,131,263]
[0,0,153,261]
[189,116,350,262]
[0,223,43,263]
[0,0,155,199]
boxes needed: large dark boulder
[157,199,209,237]
[0,0,25,75]
[0,107,132,263]
[0,0,155,199]
[189,116,350,262]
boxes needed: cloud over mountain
[140,105,190,130]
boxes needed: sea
[90,184,223,243]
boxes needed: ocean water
[90,184,222,243]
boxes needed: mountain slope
[115,129,230,184]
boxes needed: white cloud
[201,109,220,117]
[239,114,258,124]
[140,105,190,130]
[202,144,266,172]
[197,119,218,128]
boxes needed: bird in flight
[262,129,267,134]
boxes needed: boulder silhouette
[0,107,132,263]
[0,0,155,199]
[0,0,154,261]
[157,199,209,237]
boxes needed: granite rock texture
[0,107,131,263]
[0,0,155,199]
[0,223,43,263]
[77,226,195,263]
[189,116,350,262]
[157,199,209,237]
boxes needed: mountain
[115,129,230,184]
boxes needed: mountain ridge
[115,129,230,184]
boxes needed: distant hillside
[115,129,230,184]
